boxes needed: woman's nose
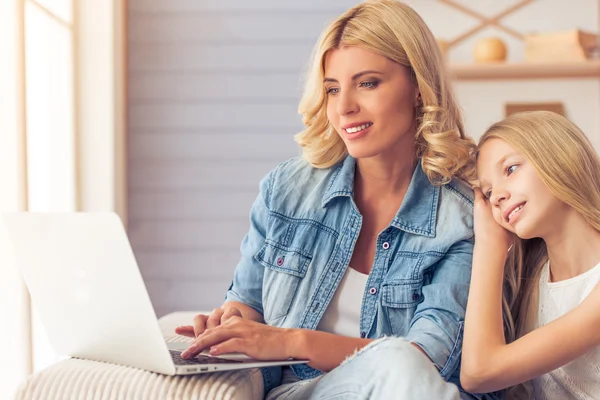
[337,91,359,116]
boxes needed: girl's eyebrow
[495,152,519,170]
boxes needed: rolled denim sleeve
[224,169,275,316]
[404,239,473,379]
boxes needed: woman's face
[477,138,567,239]
[324,46,420,161]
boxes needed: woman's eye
[485,190,492,199]
[359,80,379,89]
[507,164,518,175]
[326,87,339,95]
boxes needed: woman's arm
[288,329,372,371]
[180,316,372,371]
[222,300,264,322]
[291,330,425,371]
[403,239,474,376]
[462,189,600,393]
[175,301,265,339]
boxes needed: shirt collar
[322,156,439,237]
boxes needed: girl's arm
[462,189,600,393]
[463,267,600,392]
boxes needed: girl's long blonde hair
[295,0,475,184]
[477,111,600,399]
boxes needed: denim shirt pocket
[381,280,424,336]
[255,240,311,324]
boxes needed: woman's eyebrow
[323,70,384,83]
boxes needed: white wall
[127,0,600,317]
[406,0,600,144]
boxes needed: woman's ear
[414,91,422,108]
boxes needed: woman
[463,111,600,399]
[177,1,481,398]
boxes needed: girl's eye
[359,80,379,89]
[507,164,518,175]
[326,87,339,95]
[485,190,492,199]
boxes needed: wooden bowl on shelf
[473,37,508,63]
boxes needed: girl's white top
[532,260,600,399]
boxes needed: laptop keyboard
[169,350,244,365]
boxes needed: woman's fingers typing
[174,325,195,338]
[176,307,244,340]
[205,308,225,331]
[191,313,209,337]
[221,307,242,324]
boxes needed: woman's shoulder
[264,156,332,184]
[260,156,343,208]
[436,178,475,238]
[441,178,475,209]
[267,156,341,184]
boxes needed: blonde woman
[176,1,482,398]
[463,111,600,399]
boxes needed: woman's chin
[346,145,381,160]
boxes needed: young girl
[462,110,600,399]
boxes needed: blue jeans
[266,337,473,400]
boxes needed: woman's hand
[180,316,297,361]
[175,307,243,339]
[473,187,513,253]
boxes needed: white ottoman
[13,312,264,400]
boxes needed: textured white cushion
[14,359,264,400]
[13,312,264,400]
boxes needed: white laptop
[1,212,308,375]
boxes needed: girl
[463,110,600,399]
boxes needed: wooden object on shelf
[450,61,600,80]
[473,37,508,63]
[505,102,565,117]
[525,29,598,62]
[439,0,533,48]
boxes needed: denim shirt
[225,155,476,395]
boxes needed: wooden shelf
[450,61,600,80]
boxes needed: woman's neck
[354,155,417,199]
[544,210,600,281]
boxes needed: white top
[532,260,600,400]
[316,267,369,337]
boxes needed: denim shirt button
[412,292,420,301]
[382,242,390,250]
[276,256,285,266]
[360,332,366,338]
[369,287,377,295]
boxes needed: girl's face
[323,46,420,161]
[476,138,567,239]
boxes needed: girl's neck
[544,210,600,282]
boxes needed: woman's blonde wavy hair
[477,111,600,399]
[295,0,475,185]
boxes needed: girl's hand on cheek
[473,187,514,253]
